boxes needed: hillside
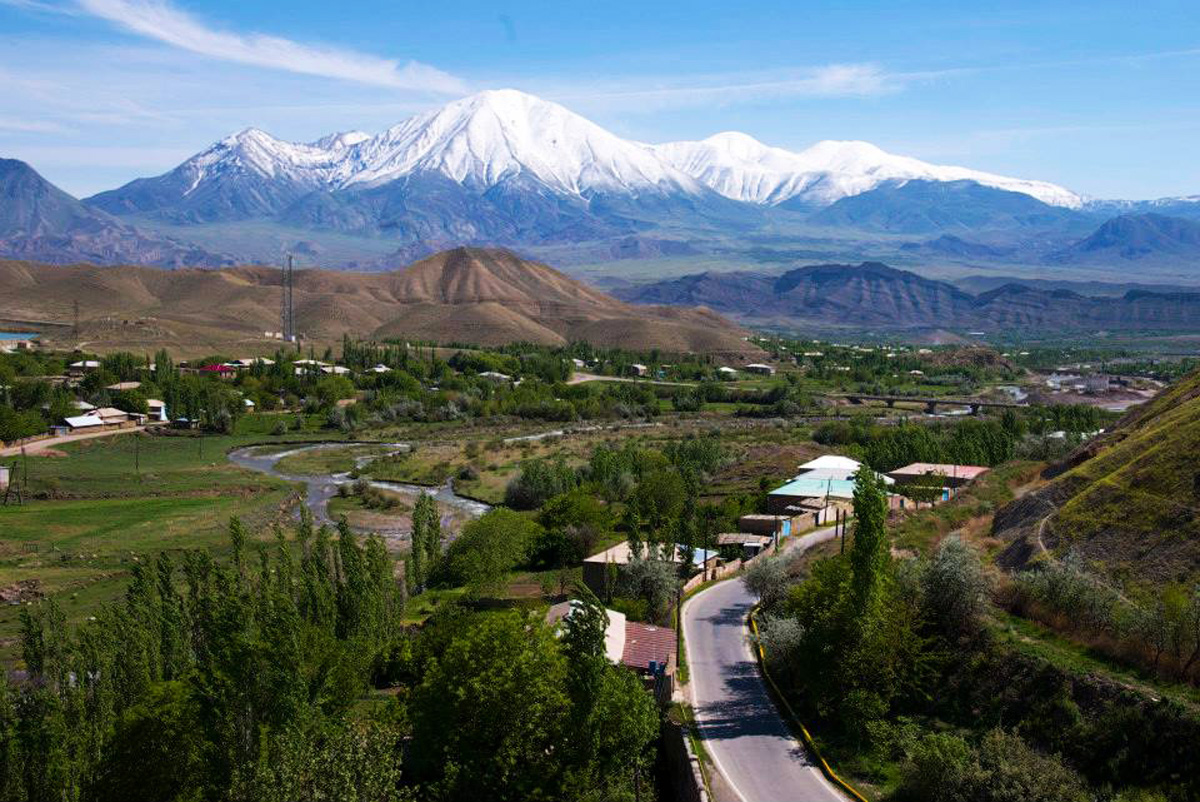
[806,179,1078,234]
[0,158,229,267]
[616,261,1200,333]
[993,369,1200,584]
[0,247,755,357]
[1052,213,1200,262]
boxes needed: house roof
[546,601,627,664]
[716,533,771,546]
[198,364,234,372]
[105,381,141,391]
[69,360,100,369]
[621,622,676,672]
[770,477,860,500]
[889,463,990,480]
[63,414,103,428]
[799,455,862,472]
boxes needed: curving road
[682,525,846,802]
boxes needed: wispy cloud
[0,116,69,133]
[566,63,902,108]
[0,0,75,13]
[74,0,466,93]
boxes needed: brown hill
[0,247,756,358]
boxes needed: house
[242,398,256,409]
[738,514,796,538]
[62,413,106,432]
[888,463,989,501]
[546,601,677,678]
[716,366,738,379]
[743,363,776,375]
[197,364,236,379]
[716,532,772,559]
[105,381,142,392]
[67,360,101,376]
[320,365,352,376]
[368,364,392,373]
[146,399,168,422]
[582,541,718,598]
[478,371,512,383]
[571,358,586,369]
[628,363,648,377]
[94,407,144,426]
[766,455,893,515]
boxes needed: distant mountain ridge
[2,89,1197,269]
[0,158,229,267]
[616,261,1200,333]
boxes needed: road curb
[748,606,869,802]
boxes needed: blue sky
[1,0,1197,199]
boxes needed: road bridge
[834,394,1027,415]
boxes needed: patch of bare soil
[0,579,43,603]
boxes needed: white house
[743,363,776,376]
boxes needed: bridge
[834,394,1027,415]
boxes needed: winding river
[228,442,491,538]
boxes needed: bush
[504,459,577,510]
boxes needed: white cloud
[75,0,466,93]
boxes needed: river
[228,441,491,539]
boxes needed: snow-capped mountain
[80,87,1102,256]
[653,131,1082,209]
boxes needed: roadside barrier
[748,607,869,802]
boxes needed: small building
[146,399,168,422]
[105,381,142,392]
[93,407,143,426]
[546,600,677,679]
[716,366,738,379]
[582,541,718,598]
[738,514,796,538]
[766,455,893,515]
[571,358,586,369]
[320,365,352,376]
[62,413,106,432]
[368,364,392,373]
[716,532,773,559]
[197,364,236,379]
[888,463,989,493]
[242,398,256,409]
[743,363,776,376]
[477,371,512,383]
[68,360,101,375]
[629,363,648,377]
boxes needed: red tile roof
[621,621,676,671]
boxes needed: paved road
[682,526,845,802]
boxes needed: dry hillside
[0,247,757,358]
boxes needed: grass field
[0,414,344,657]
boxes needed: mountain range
[615,260,1200,333]
[0,247,755,357]
[1,88,1198,274]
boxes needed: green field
[0,415,343,655]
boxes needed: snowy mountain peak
[102,89,1082,215]
[656,132,1081,208]
[312,130,370,150]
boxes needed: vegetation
[3,515,661,802]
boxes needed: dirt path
[566,372,696,387]
[0,426,144,458]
